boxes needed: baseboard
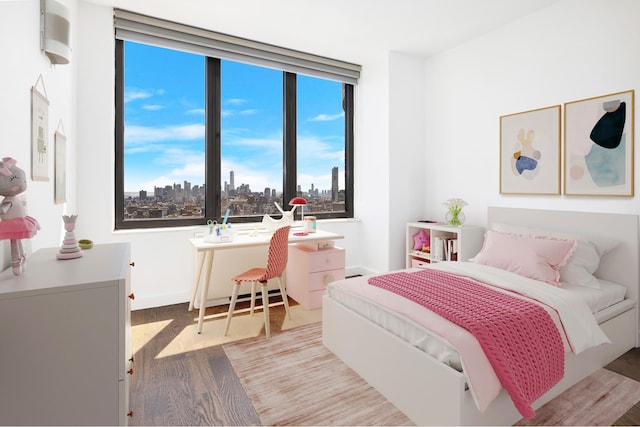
[131,292,190,311]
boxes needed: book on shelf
[433,237,458,261]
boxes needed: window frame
[114,39,354,230]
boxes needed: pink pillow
[473,230,576,286]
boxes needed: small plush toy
[0,157,40,275]
[412,229,430,251]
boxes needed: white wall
[0,0,77,264]
[389,52,426,269]
[422,0,640,228]
[5,0,639,310]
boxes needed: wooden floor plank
[129,301,280,426]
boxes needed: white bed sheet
[325,267,628,373]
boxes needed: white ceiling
[88,0,559,62]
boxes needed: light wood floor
[129,301,640,426]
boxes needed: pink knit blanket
[368,269,564,418]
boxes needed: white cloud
[125,124,205,145]
[308,112,344,122]
[142,104,165,111]
[225,98,247,106]
[124,89,154,103]
[130,160,205,192]
[222,108,259,117]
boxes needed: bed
[322,207,639,426]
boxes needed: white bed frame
[322,207,639,426]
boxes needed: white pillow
[472,229,576,286]
[489,222,618,289]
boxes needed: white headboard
[487,207,639,309]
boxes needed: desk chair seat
[224,225,291,339]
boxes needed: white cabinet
[406,222,484,268]
[0,243,133,426]
[286,244,345,309]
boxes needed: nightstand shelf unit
[406,222,484,268]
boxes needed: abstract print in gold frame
[500,105,561,195]
[564,90,634,196]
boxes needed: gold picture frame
[564,90,634,196]
[500,105,561,195]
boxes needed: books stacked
[432,237,458,261]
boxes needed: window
[118,42,206,225]
[296,74,349,215]
[220,60,283,220]
[114,11,358,230]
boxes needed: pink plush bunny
[0,157,40,275]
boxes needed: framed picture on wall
[564,90,634,196]
[499,105,561,195]
[31,86,49,181]
[54,130,67,204]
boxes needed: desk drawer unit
[286,244,345,309]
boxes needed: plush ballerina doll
[0,157,40,275]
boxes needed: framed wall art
[31,76,50,181]
[564,90,634,196]
[500,105,561,195]
[54,129,67,204]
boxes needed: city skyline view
[123,40,346,198]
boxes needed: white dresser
[0,243,133,426]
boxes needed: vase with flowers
[443,198,467,227]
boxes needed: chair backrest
[263,225,291,280]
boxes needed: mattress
[325,268,628,372]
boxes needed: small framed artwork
[564,90,634,196]
[31,85,49,181]
[54,130,66,204]
[500,105,561,195]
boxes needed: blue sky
[123,41,345,195]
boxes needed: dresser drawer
[411,258,430,268]
[305,289,327,310]
[307,268,346,291]
[305,247,345,273]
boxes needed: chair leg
[250,281,257,315]
[224,281,241,336]
[261,283,270,339]
[276,276,292,320]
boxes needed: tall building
[332,166,339,202]
[230,170,235,191]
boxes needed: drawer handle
[130,262,135,267]
[127,410,134,417]
[323,274,335,286]
[129,356,135,363]
[127,367,134,375]
[129,293,135,300]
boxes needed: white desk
[189,228,344,333]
